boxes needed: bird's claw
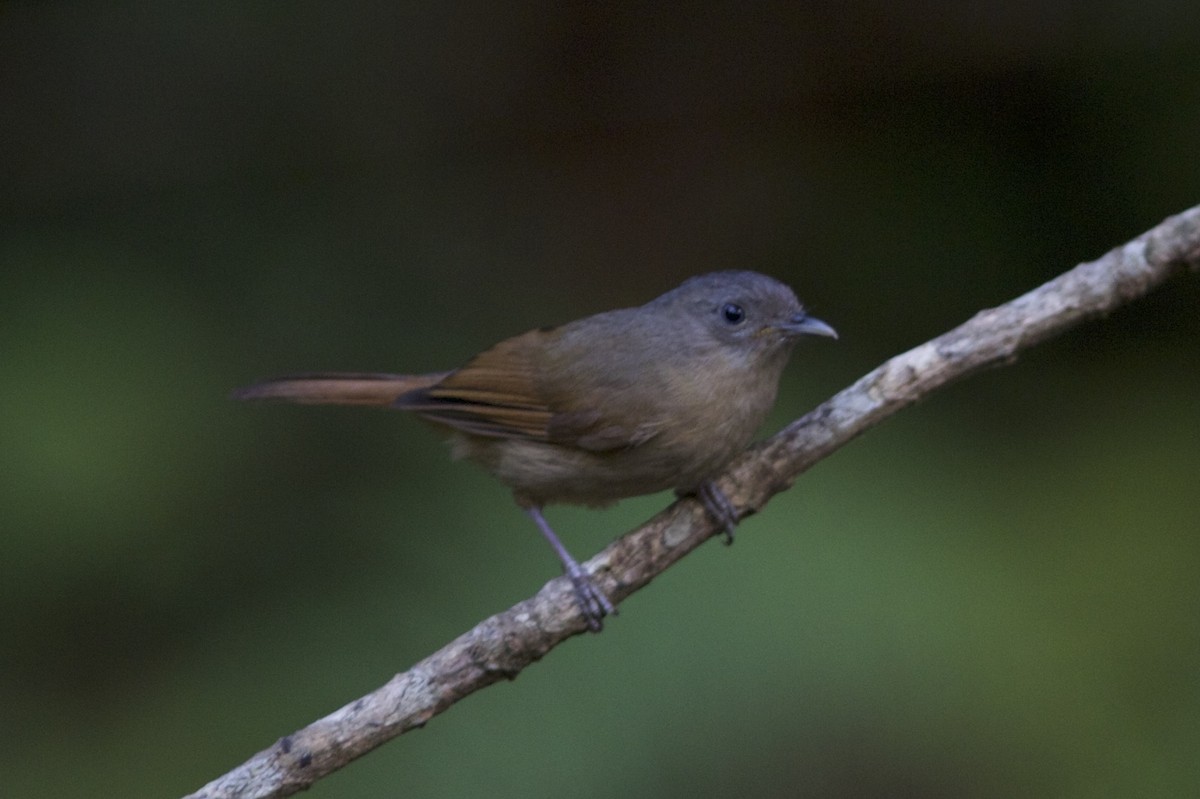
[695,481,739,545]
[564,562,616,631]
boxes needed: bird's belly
[451,424,753,508]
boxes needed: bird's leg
[693,481,739,545]
[524,506,616,631]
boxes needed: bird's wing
[393,328,659,451]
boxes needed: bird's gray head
[653,271,837,354]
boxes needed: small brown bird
[234,271,835,629]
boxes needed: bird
[234,271,836,630]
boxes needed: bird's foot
[562,560,617,632]
[525,505,616,632]
[694,481,739,545]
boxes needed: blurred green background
[3,2,1199,797]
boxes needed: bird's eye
[721,303,745,324]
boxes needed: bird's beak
[779,312,838,340]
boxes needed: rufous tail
[232,372,449,406]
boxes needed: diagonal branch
[185,204,1200,799]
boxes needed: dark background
[3,3,1199,796]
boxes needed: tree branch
[185,204,1200,799]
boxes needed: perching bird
[234,271,836,629]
